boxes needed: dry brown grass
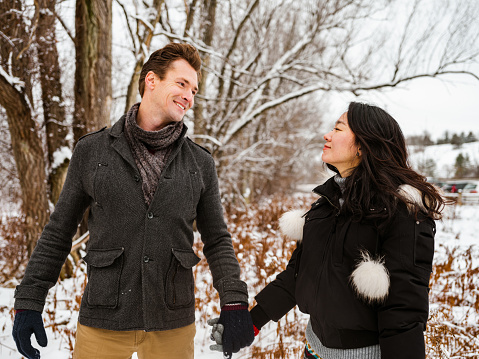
[0,215,29,286]
[1,194,478,358]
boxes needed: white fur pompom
[350,251,390,303]
[279,209,306,241]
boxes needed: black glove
[12,310,48,359]
[208,302,254,358]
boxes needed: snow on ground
[408,141,479,179]
[0,203,478,358]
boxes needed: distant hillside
[408,141,479,179]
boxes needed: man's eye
[178,82,185,87]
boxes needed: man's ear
[144,71,157,91]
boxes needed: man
[12,43,254,359]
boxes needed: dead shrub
[0,215,28,286]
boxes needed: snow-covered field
[408,141,479,179]
[0,202,478,359]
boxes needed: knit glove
[207,302,255,358]
[12,310,47,359]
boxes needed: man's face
[144,59,198,131]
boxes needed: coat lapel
[109,116,140,173]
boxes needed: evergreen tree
[454,153,470,178]
[466,131,477,143]
[451,133,464,148]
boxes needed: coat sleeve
[195,155,248,307]
[377,208,435,359]
[14,139,92,312]
[253,243,302,324]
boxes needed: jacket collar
[110,115,126,137]
[108,114,188,173]
[109,114,188,139]
[313,176,341,205]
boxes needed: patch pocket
[414,219,435,272]
[83,248,124,308]
[166,248,201,310]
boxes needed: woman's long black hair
[327,102,445,222]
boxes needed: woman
[210,102,445,358]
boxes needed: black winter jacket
[252,177,435,359]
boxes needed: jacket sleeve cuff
[217,279,248,307]
[250,304,271,330]
[14,285,48,312]
[379,323,425,359]
[255,281,296,322]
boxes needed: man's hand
[12,310,47,359]
[207,303,254,358]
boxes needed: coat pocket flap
[172,248,201,268]
[83,248,124,268]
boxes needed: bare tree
[118,0,165,112]
[0,0,113,257]
[146,0,479,200]
[36,0,70,204]
[73,0,112,143]
[0,1,50,256]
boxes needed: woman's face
[322,112,361,177]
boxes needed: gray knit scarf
[124,103,184,205]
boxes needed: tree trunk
[0,1,50,256]
[124,0,164,113]
[73,0,113,143]
[36,0,70,205]
[192,0,216,145]
[0,79,50,257]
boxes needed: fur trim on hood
[397,184,427,213]
[397,183,443,220]
[278,209,306,241]
[350,251,390,303]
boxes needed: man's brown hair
[138,43,202,97]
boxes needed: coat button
[134,175,140,182]
[143,256,150,263]
[147,212,154,219]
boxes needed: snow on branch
[52,146,73,170]
[131,14,155,32]
[188,134,223,147]
[0,65,25,92]
[222,83,327,146]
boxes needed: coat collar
[108,114,188,174]
[312,176,341,208]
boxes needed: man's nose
[183,90,194,104]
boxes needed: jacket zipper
[310,192,340,302]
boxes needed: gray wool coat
[14,115,248,331]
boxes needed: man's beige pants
[73,322,196,359]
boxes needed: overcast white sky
[327,69,479,142]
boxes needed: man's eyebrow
[178,77,198,93]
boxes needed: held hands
[207,302,255,358]
[12,310,47,359]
